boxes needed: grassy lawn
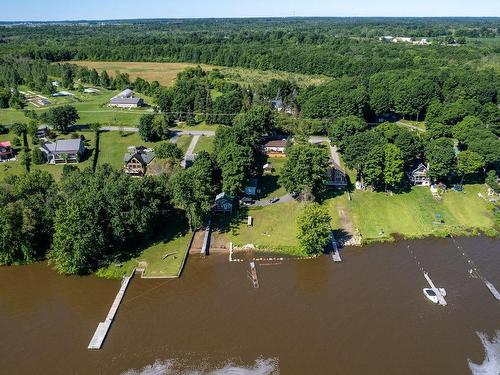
[398,119,427,132]
[222,200,306,255]
[346,184,494,242]
[193,135,214,154]
[69,61,329,88]
[0,88,154,127]
[176,135,193,154]
[96,219,192,279]
[174,121,221,132]
[258,157,287,200]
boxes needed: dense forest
[0,18,499,272]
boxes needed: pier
[201,221,211,256]
[330,232,342,262]
[248,261,259,288]
[485,281,500,300]
[423,272,447,306]
[88,273,133,350]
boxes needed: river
[0,236,499,374]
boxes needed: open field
[69,61,330,88]
[96,219,192,279]
[0,88,154,127]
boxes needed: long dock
[485,281,500,300]
[330,232,342,262]
[423,272,447,306]
[201,221,211,256]
[88,274,133,350]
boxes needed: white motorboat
[423,288,446,304]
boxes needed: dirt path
[335,199,362,246]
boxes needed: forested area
[0,18,499,270]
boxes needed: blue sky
[3,0,500,21]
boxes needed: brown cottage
[124,146,156,177]
[263,139,287,157]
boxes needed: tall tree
[383,144,404,190]
[297,203,332,255]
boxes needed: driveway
[253,193,294,207]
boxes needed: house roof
[42,139,83,153]
[124,149,156,166]
[264,139,287,148]
[0,141,12,148]
[330,161,345,173]
[215,192,233,201]
[116,88,133,98]
[411,163,429,174]
[110,97,142,105]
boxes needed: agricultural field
[69,61,330,88]
[0,87,154,127]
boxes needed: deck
[330,232,342,262]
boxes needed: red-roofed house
[0,141,14,161]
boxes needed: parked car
[291,191,299,199]
[269,197,280,204]
[241,197,255,205]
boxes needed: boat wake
[122,357,279,375]
[468,331,500,375]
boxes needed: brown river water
[1,236,499,375]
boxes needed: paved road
[100,126,216,137]
[181,135,201,168]
[253,193,294,207]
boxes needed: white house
[407,163,431,186]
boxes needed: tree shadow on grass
[111,211,190,263]
[212,206,249,237]
[258,175,280,198]
[316,188,346,203]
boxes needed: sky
[2,0,500,21]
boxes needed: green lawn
[346,185,495,242]
[176,135,193,154]
[258,157,287,200]
[398,119,427,132]
[193,135,214,154]
[0,88,154,127]
[96,220,192,279]
[224,200,306,255]
[174,121,221,132]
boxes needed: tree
[155,142,183,161]
[363,145,385,189]
[328,116,367,152]
[457,150,485,182]
[452,116,484,146]
[216,142,254,196]
[44,105,79,133]
[32,148,44,164]
[383,143,404,190]
[138,114,156,141]
[279,144,330,197]
[99,70,111,88]
[486,170,500,193]
[342,130,385,178]
[297,203,332,255]
[425,138,456,181]
[168,152,215,230]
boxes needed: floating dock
[330,232,342,262]
[248,261,259,288]
[485,281,500,300]
[88,274,133,350]
[423,272,447,306]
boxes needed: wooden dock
[201,221,211,256]
[330,232,342,262]
[248,261,259,288]
[485,281,500,300]
[88,274,133,350]
[423,272,447,306]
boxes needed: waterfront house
[326,161,347,188]
[214,192,234,213]
[40,139,86,164]
[109,89,144,108]
[244,178,259,197]
[407,163,430,186]
[0,141,14,161]
[124,146,156,176]
[263,139,287,157]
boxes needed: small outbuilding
[244,178,259,197]
[0,141,14,161]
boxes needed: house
[36,125,49,138]
[407,163,431,186]
[124,146,156,176]
[109,89,144,108]
[263,139,287,157]
[40,139,86,164]
[326,161,347,187]
[0,141,14,161]
[244,178,259,197]
[214,192,234,213]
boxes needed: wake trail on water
[468,331,500,375]
[122,357,279,375]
